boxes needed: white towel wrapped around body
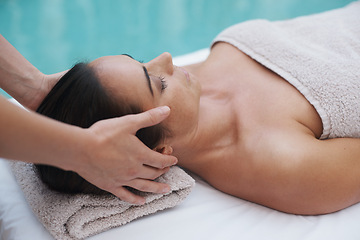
[212,1,360,139]
[9,161,194,240]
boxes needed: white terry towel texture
[212,1,360,139]
[9,161,195,240]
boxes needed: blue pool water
[0,0,356,98]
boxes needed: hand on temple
[73,106,178,205]
[0,34,177,205]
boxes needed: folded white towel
[9,160,194,239]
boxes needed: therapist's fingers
[128,106,171,132]
[109,179,171,205]
[111,186,146,205]
[142,149,178,169]
[128,178,171,194]
[137,165,171,181]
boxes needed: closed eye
[122,54,162,95]
[160,77,168,92]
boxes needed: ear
[154,145,173,155]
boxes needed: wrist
[21,70,66,111]
[56,127,97,173]
[9,69,45,110]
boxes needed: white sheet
[1,49,360,240]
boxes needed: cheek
[162,90,199,134]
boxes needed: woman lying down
[35,2,360,215]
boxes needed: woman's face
[90,52,202,145]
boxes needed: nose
[146,52,174,75]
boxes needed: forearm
[0,35,43,104]
[0,35,66,110]
[0,98,176,203]
[0,96,87,171]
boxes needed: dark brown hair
[35,62,166,195]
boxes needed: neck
[171,71,238,169]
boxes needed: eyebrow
[122,54,153,96]
[142,66,154,96]
[121,54,134,59]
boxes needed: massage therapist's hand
[74,106,178,205]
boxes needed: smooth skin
[91,43,360,215]
[0,34,177,205]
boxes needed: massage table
[1,49,360,240]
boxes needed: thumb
[130,106,171,131]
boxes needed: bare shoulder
[239,129,360,215]
[209,126,360,215]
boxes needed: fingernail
[136,199,146,205]
[162,186,171,194]
[158,106,170,115]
